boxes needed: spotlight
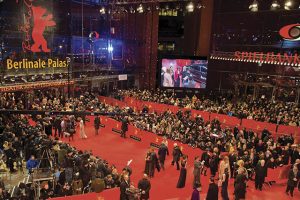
[165,4,170,10]
[284,0,293,10]
[270,0,280,10]
[196,3,204,9]
[137,4,144,13]
[186,2,194,12]
[249,0,258,12]
[99,7,106,14]
[108,45,113,52]
[155,5,160,11]
[129,6,135,13]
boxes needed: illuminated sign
[279,24,300,41]
[18,0,56,52]
[234,51,300,65]
[6,58,69,70]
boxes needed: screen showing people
[161,58,208,89]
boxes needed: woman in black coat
[255,160,267,191]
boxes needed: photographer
[26,155,39,174]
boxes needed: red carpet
[52,116,299,200]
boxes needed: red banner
[101,96,300,138]
[210,113,240,127]
[241,119,277,133]
[277,125,300,135]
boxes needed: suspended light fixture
[284,0,293,10]
[249,0,258,12]
[270,0,280,10]
[186,2,194,12]
[129,6,135,13]
[137,4,144,13]
[196,3,204,9]
[99,7,106,14]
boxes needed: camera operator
[63,150,75,184]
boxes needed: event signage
[6,58,69,70]
[234,51,300,65]
[279,24,300,41]
[18,0,56,53]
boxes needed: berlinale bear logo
[30,6,56,52]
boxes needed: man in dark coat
[158,143,169,170]
[94,115,101,136]
[193,156,202,188]
[206,177,218,200]
[171,143,182,170]
[121,117,129,138]
[53,117,62,138]
[255,160,267,191]
[138,174,151,200]
[201,149,211,176]
[120,175,130,200]
[285,165,299,197]
[209,153,219,177]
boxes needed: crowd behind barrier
[98,96,300,141]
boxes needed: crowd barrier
[98,96,300,141]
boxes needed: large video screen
[160,58,208,89]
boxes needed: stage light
[99,7,106,14]
[284,0,293,10]
[59,45,63,49]
[137,4,144,13]
[165,4,170,10]
[108,45,113,52]
[197,3,205,9]
[186,2,194,12]
[129,6,135,13]
[249,0,258,12]
[155,5,160,11]
[271,0,280,10]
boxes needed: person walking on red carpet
[285,164,299,197]
[120,175,130,200]
[158,143,169,170]
[79,118,87,139]
[206,177,219,200]
[193,156,202,188]
[94,115,101,136]
[172,143,183,170]
[177,155,188,188]
[191,183,201,200]
[138,174,151,200]
[121,117,129,138]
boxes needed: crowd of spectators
[0,89,299,199]
[114,89,300,126]
[0,91,134,200]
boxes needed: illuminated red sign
[234,51,300,65]
[279,24,300,41]
[18,0,56,53]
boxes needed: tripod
[38,148,55,169]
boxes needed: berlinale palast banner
[3,0,69,76]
